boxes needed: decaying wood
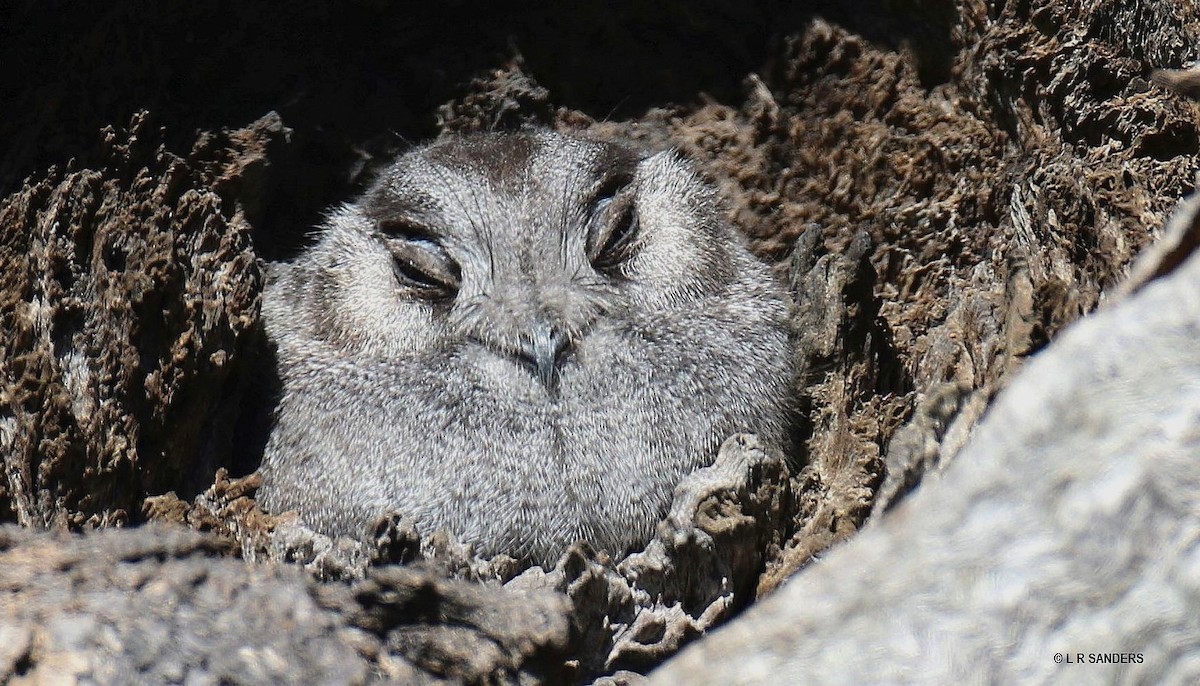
[652,185,1200,685]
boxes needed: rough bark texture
[651,184,1200,685]
[0,524,573,685]
[0,112,272,528]
[2,0,1199,683]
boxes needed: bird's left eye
[586,185,639,273]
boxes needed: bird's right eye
[376,220,461,300]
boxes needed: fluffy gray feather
[257,130,794,565]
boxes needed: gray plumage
[257,130,794,566]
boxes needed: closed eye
[376,220,461,299]
[586,179,640,273]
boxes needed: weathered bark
[0,524,573,685]
[650,185,1200,685]
[0,113,272,527]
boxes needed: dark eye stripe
[377,218,440,242]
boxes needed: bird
[255,129,795,567]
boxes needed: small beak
[520,324,571,391]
